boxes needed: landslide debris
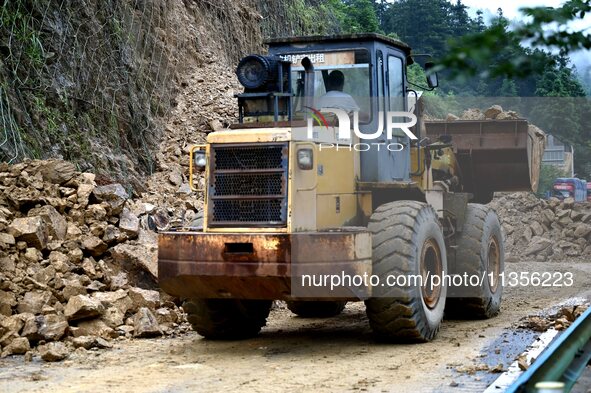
[491,193,591,262]
[0,160,189,362]
[446,106,521,121]
[519,303,589,332]
[141,61,242,226]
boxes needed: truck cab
[553,178,588,202]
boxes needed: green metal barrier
[506,306,591,393]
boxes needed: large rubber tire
[365,201,447,342]
[183,299,272,339]
[286,301,347,318]
[446,204,504,319]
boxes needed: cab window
[387,55,404,111]
[287,49,372,123]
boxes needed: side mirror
[424,62,439,89]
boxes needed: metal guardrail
[506,306,591,393]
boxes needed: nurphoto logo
[305,107,418,151]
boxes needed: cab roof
[265,33,412,56]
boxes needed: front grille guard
[207,143,289,227]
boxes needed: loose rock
[7,217,48,250]
[132,307,162,338]
[64,295,105,321]
[38,341,69,362]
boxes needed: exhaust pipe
[302,56,315,115]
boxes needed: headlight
[193,150,207,171]
[236,55,278,90]
[297,148,313,170]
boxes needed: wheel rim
[420,239,443,309]
[487,236,501,293]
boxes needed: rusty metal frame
[158,230,372,300]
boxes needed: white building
[542,134,574,176]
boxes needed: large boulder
[128,287,160,311]
[38,342,69,362]
[64,295,105,321]
[119,208,140,238]
[7,187,42,210]
[562,197,575,208]
[0,315,26,347]
[460,108,485,120]
[484,105,503,119]
[102,307,126,328]
[0,291,17,316]
[61,279,88,302]
[92,290,133,314]
[103,225,126,245]
[21,314,68,342]
[110,243,158,281]
[28,205,67,241]
[530,221,545,236]
[16,291,53,315]
[0,337,30,357]
[496,110,519,120]
[7,217,48,250]
[81,235,108,257]
[49,251,71,273]
[91,184,129,215]
[73,319,117,340]
[524,236,553,256]
[0,233,15,248]
[40,160,77,185]
[574,224,591,239]
[71,335,112,350]
[76,183,95,208]
[132,308,162,338]
[541,209,556,225]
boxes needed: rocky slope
[0,0,342,188]
[141,61,242,223]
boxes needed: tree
[537,164,568,198]
[499,79,517,96]
[439,0,591,78]
[332,0,381,33]
[450,1,471,36]
[475,10,485,32]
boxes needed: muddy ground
[1,260,590,393]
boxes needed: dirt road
[1,261,590,393]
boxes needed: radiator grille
[214,146,284,170]
[213,173,284,196]
[208,143,288,227]
[212,200,284,223]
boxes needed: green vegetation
[297,0,587,98]
[537,164,569,198]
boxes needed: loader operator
[317,70,370,122]
[318,70,360,114]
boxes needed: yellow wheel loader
[158,34,544,342]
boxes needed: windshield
[285,49,371,121]
[553,190,571,199]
